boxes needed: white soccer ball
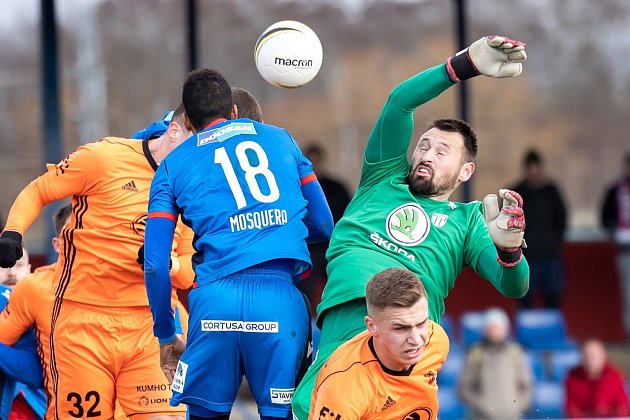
[254,20,323,89]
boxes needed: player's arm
[301,179,334,243]
[475,246,529,298]
[311,375,364,420]
[0,279,40,345]
[0,143,105,267]
[365,35,527,164]
[365,65,454,164]
[144,163,179,344]
[0,340,43,388]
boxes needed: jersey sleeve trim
[148,211,178,222]
[300,173,317,186]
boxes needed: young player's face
[367,298,429,371]
[408,128,473,199]
[0,251,31,288]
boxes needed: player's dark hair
[366,268,426,313]
[429,119,478,162]
[524,149,542,167]
[182,69,232,131]
[171,102,186,125]
[53,204,72,237]
[231,87,263,123]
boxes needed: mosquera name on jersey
[229,208,288,232]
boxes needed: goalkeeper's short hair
[232,87,263,123]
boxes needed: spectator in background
[513,149,567,308]
[565,338,629,418]
[601,153,630,339]
[459,308,532,419]
[301,143,351,314]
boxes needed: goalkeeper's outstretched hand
[447,35,527,81]
[483,189,526,267]
[160,336,186,384]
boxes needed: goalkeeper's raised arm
[364,35,526,165]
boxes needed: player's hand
[136,244,172,270]
[0,231,23,268]
[159,336,186,384]
[446,35,527,81]
[483,189,526,266]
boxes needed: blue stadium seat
[524,350,546,381]
[438,386,466,420]
[438,350,466,386]
[516,309,572,350]
[440,314,459,350]
[440,314,455,339]
[460,311,486,347]
[548,348,581,382]
[530,381,565,419]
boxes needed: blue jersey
[148,119,313,283]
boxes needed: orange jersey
[4,138,194,306]
[310,321,449,420]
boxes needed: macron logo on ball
[197,122,257,147]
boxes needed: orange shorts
[48,300,185,419]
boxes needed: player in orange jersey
[0,104,194,420]
[310,268,449,420]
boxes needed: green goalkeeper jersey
[318,64,529,324]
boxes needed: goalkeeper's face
[408,128,474,199]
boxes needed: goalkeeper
[292,35,530,419]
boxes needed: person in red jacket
[565,338,630,418]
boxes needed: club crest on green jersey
[385,203,430,246]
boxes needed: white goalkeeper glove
[446,35,527,81]
[483,189,526,267]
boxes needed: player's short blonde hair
[365,268,426,314]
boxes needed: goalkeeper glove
[447,35,527,81]
[0,231,23,268]
[483,189,526,267]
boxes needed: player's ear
[365,315,377,336]
[231,104,238,120]
[458,161,475,183]
[52,237,60,254]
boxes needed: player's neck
[147,138,167,166]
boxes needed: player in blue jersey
[144,69,333,420]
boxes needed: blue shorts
[170,266,310,418]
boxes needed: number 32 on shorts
[67,391,101,418]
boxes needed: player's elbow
[144,259,170,280]
[502,277,529,299]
